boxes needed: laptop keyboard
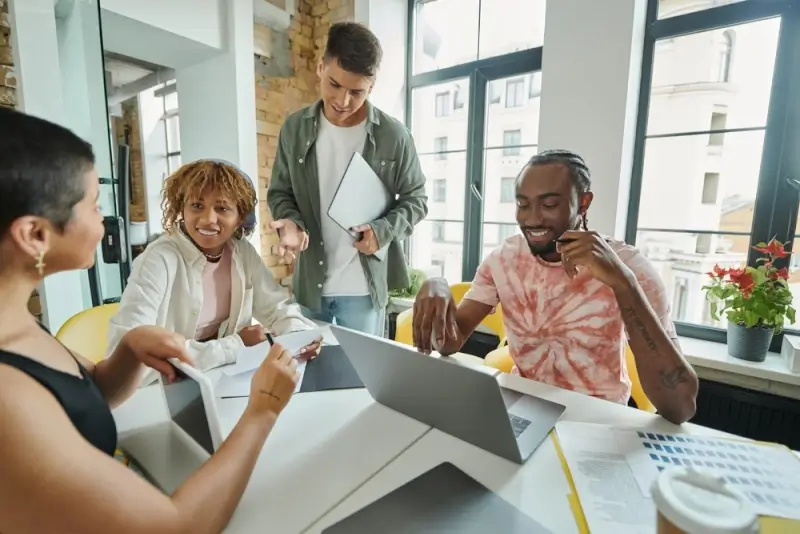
[509,414,532,438]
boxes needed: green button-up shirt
[267,100,428,311]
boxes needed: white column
[8,0,91,332]
[175,0,260,252]
[353,0,408,123]
[537,0,646,239]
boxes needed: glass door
[55,0,124,306]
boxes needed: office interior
[4,0,799,482]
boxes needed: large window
[407,0,545,282]
[629,0,800,347]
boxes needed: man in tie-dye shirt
[413,150,698,424]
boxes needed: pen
[556,237,613,244]
[266,331,274,346]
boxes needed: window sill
[387,297,800,396]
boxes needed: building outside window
[434,91,451,117]
[434,136,448,160]
[502,129,522,156]
[505,77,525,107]
[433,179,447,202]
[500,177,516,203]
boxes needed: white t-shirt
[316,113,370,296]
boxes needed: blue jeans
[302,296,385,337]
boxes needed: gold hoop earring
[35,250,46,277]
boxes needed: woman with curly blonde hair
[108,160,318,385]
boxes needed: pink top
[194,247,233,341]
[465,235,675,404]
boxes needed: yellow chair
[55,303,120,363]
[626,345,656,413]
[482,342,656,413]
[395,282,505,346]
[484,344,514,373]
[394,282,504,368]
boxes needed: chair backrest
[393,282,506,347]
[626,345,656,413]
[55,303,120,363]
[449,282,505,341]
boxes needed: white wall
[537,0,647,239]
[176,0,260,252]
[354,0,407,122]
[8,0,99,331]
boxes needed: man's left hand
[352,224,380,255]
[557,231,633,290]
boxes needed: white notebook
[327,152,393,261]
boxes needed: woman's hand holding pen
[556,230,634,290]
[264,330,322,360]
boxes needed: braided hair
[526,150,591,231]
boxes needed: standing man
[268,22,428,336]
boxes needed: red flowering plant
[703,239,796,333]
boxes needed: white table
[113,344,793,534]
[307,373,738,534]
[113,377,429,533]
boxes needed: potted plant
[388,268,427,299]
[703,238,796,362]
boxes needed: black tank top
[0,350,118,456]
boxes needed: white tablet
[159,359,225,454]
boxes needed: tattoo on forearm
[659,367,690,390]
[259,389,281,402]
[621,306,657,350]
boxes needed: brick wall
[1,0,42,321]
[112,98,147,222]
[255,0,355,287]
[0,0,15,109]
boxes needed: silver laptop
[330,326,566,464]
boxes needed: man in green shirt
[268,22,428,336]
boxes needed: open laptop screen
[163,367,214,454]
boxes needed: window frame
[627,0,800,349]
[405,0,543,282]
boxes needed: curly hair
[161,159,257,240]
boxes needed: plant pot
[726,322,773,362]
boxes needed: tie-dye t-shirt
[465,235,675,404]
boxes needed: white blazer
[107,231,316,385]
